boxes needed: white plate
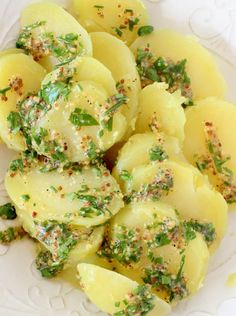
[0,0,236,315]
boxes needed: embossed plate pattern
[0,0,236,315]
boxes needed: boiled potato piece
[91,32,141,138]
[31,57,127,162]
[73,0,149,45]
[77,263,171,315]
[43,56,117,96]
[5,162,124,228]
[0,53,46,151]
[0,48,24,117]
[136,83,186,143]
[16,207,104,266]
[112,132,185,190]
[110,201,209,299]
[183,97,236,204]
[127,161,228,252]
[19,2,92,69]
[131,29,226,100]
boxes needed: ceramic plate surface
[0,0,236,315]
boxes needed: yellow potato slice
[112,132,185,190]
[20,2,92,68]
[5,162,124,228]
[127,161,228,252]
[0,49,24,144]
[130,29,226,100]
[183,97,236,204]
[72,0,149,45]
[16,206,104,267]
[91,32,141,138]
[31,57,127,162]
[110,201,209,299]
[136,83,186,143]
[0,53,46,151]
[77,263,171,315]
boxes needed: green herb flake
[0,226,27,244]
[21,194,30,202]
[114,285,155,316]
[105,94,128,116]
[41,81,71,104]
[143,254,188,302]
[149,145,168,162]
[0,203,17,220]
[76,194,112,218]
[138,25,154,36]
[119,170,132,182]
[128,17,140,31]
[9,158,24,172]
[7,112,22,134]
[35,250,64,278]
[69,108,99,127]
[184,220,216,246]
[94,4,104,9]
[113,27,123,37]
[109,225,142,265]
[136,49,193,106]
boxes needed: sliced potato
[130,29,226,100]
[127,161,228,252]
[31,57,127,162]
[136,83,186,143]
[20,2,92,68]
[91,32,141,138]
[112,132,185,190]
[73,0,149,45]
[110,201,209,298]
[77,263,171,315]
[43,56,117,96]
[0,48,24,118]
[183,97,236,204]
[5,162,124,228]
[17,205,105,267]
[0,53,46,151]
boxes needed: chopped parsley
[69,108,99,127]
[149,145,168,162]
[73,193,112,218]
[196,122,236,203]
[136,48,193,107]
[94,5,104,9]
[35,221,78,262]
[143,254,188,302]
[138,25,154,36]
[119,170,132,181]
[0,203,17,220]
[16,21,84,65]
[109,225,143,265]
[0,226,27,244]
[21,194,30,202]
[113,27,123,37]
[35,250,64,278]
[124,169,173,204]
[40,81,72,104]
[7,112,22,134]
[183,220,216,246]
[128,17,140,31]
[16,21,46,50]
[114,285,155,316]
[104,94,128,116]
